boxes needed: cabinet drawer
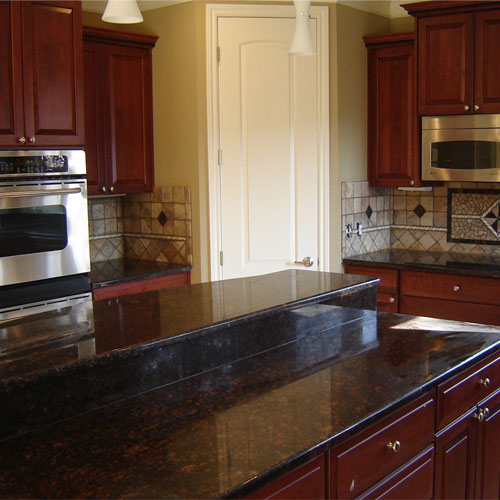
[401,271,500,306]
[345,265,398,293]
[437,351,500,429]
[334,395,435,499]
[377,291,398,313]
[355,446,434,500]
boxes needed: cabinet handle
[100,186,107,193]
[474,409,485,422]
[17,136,26,144]
[474,105,480,111]
[28,137,36,144]
[386,440,401,453]
[109,186,114,193]
[453,285,461,292]
[464,105,470,111]
[479,377,491,388]
[389,297,396,303]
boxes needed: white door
[207,6,329,281]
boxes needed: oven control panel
[0,155,68,175]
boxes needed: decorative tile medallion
[448,189,500,245]
[413,204,426,219]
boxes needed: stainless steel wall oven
[0,150,91,317]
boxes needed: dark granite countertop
[343,248,500,278]
[1,306,500,499]
[90,258,192,288]
[0,270,378,441]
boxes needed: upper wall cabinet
[404,1,500,115]
[83,27,157,196]
[0,1,84,147]
[364,33,421,187]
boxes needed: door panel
[218,17,319,279]
[0,1,24,146]
[21,1,84,145]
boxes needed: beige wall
[84,2,413,280]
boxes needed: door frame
[206,3,329,281]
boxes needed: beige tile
[434,196,448,212]
[353,182,362,198]
[420,196,433,212]
[434,212,447,227]
[174,203,186,220]
[163,220,174,236]
[151,202,162,219]
[174,220,186,236]
[141,218,152,234]
[174,186,185,203]
[393,196,406,211]
[141,202,152,218]
[162,186,173,203]
[129,202,140,218]
[185,203,192,220]
[420,212,433,226]
[184,187,191,203]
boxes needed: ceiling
[82,0,419,19]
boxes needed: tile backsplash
[342,181,500,258]
[88,186,192,265]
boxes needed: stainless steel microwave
[421,114,500,182]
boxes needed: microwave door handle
[0,187,82,198]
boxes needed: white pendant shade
[102,0,143,24]
[289,0,316,56]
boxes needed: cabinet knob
[464,105,470,111]
[409,179,415,186]
[386,440,401,453]
[100,186,107,193]
[474,104,480,111]
[389,297,396,303]
[28,137,36,144]
[479,377,491,388]
[453,285,461,292]
[17,136,26,144]
[109,186,114,193]
[474,409,485,422]
[483,407,490,418]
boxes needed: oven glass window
[431,141,499,170]
[0,206,67,258]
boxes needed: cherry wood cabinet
[400,270,500,326]
[245,456,325,500]
[83,27,157,196]
[434,351,500,499]
[344,264,399,313]
[404,1,500,115]
[0,0,84,147]
[92,271,190,301]
[363,33,420,187]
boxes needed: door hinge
[219,250,224,266]
[217,46,221,63]
[218,149,223,166]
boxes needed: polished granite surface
[1,306,499,499]
[90,258,191,288]
[343,248,500,277]
[0,270,377,440]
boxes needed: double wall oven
[0,150,91,318]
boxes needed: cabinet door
[367,40,418,187]
[474,9,500,113]
[103,44,154,194]
[245,455,325,500]
[21,0,84,146]
[0,1,24,147]
[475,389,500,499]
[83,42,106,195]
[417,13,474,115]
[434,407,477,500]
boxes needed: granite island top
[1,305,500,499]
[90,258,192,288]
[343,248,500,278]
[0,270,378,440]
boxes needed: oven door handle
[0,187,82,198]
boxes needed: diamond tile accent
[482,200,500,237]
[413,204,426,219]
[365,205,373,219]
[157,211,168,226]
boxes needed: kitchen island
[1,270,500,498]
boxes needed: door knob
[295,256,314,267]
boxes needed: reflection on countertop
[343,248,500,277]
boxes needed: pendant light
[289,0,316,55]
[102,0,143,24]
